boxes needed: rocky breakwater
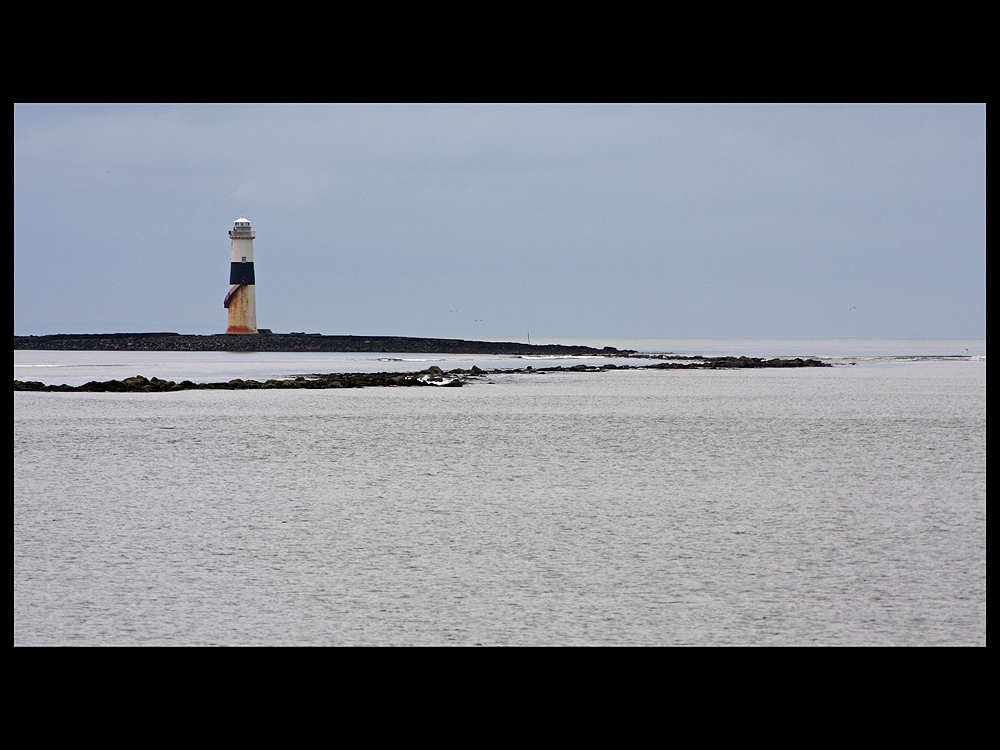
[14,365,482,392]
[14,358,830,393]
[13,332,633,357]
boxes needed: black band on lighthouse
[229,262,255,285]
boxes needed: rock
[14,353,829,393]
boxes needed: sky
[13,103,986,342]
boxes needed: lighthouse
[223,216,258,333]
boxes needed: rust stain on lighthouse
[224,217,258,334]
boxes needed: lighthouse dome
[234,217,251,226]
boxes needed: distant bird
[849,307,856,311]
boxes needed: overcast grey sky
[13,103,986,341]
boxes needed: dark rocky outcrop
[13,368,473,392]
[15,332,830,393]
[645,355,829,370]
[14,357,830,393]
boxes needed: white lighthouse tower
[223,216,258,334]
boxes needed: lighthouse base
[224,284,258,334]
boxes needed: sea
[14,338,986,646]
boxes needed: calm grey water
[14,340,987,645]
